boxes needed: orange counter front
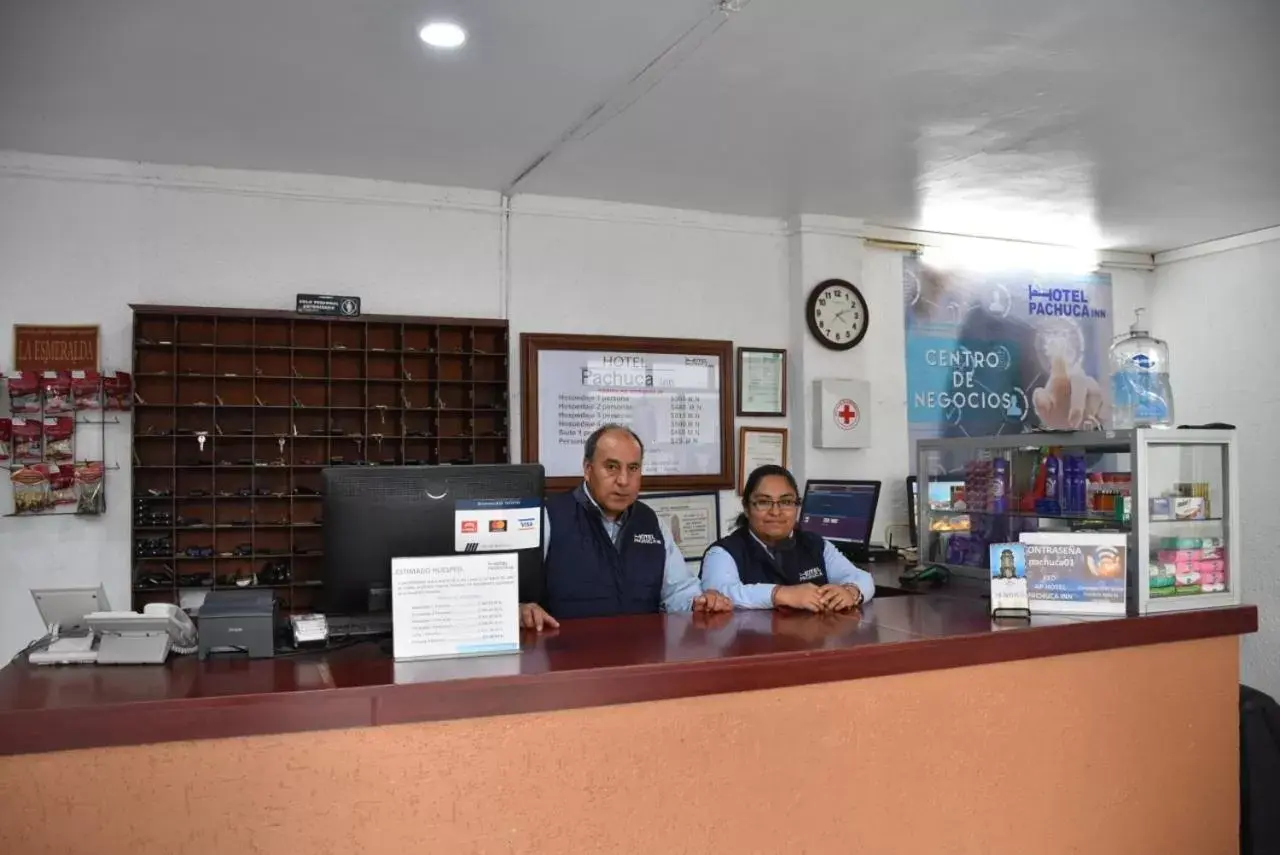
[0,596,1256,855]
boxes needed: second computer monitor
[323,464,545,615]
[798,479,882,544]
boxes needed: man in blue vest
[521,424,732,630]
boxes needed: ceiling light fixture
[419,21,467,49]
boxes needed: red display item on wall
[42,371,73,414]
[7,372,41,414]
[42,417,75,462]
[0,418,10,462]
[10,465,51,514]
[11,419,43,465]
[71,370,103,411]
[45,463,77,507]
[75,460,106,515]
[103,371,133,411]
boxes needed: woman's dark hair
[734,464,801,530]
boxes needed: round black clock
[806,278,869,350]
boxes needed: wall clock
[805,278,869,351]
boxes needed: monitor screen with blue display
[798,480,882,544]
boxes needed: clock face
[806,279,869,350]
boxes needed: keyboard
[326,614,393,638]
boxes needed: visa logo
[517,518,536,529]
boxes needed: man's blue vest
[707,527,829,587]
[543,486,667,619]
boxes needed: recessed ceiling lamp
[419,20,466,49]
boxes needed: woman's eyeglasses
[750,497,798,511]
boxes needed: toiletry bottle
[1110,309,1175,429]
[991,458,1008,513]
[1042,447,1061,515]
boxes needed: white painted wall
[0,154,796,656]
[785,219,912,543]
[0,152,1154,660]
[1151,238,1280,698]
[507,194,789,537]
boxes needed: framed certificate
[736,347,787,417]
[737,426,788,494]
[642,491,722,562]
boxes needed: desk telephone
[83,603,199,664]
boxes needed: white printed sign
[391,553,520,661]
[455,498,541,552]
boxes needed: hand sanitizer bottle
[1110,309,1175,429]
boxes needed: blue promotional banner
[903,256,1113,445]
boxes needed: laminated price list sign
[390,553,520,661]
[536,348,722,477]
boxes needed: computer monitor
[30,585,110,632]
[906,475,969,546]
[323,464,545,615]
[798,480,882,544]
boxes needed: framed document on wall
[521,333,734,491]
[737,426,788,494]
[643,492,721,562]
[736,347,787,417]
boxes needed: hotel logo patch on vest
[633,533,661,545]
[799,567,824,582]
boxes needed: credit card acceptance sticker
[455,498,541,552]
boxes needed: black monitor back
[322,464,544,614]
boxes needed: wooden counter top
[0,590,1256,756]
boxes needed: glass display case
[915,429,1240,615]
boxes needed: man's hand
[817,584,862,612]
[692,589,733,613]
[519,603,559,632]
[1032,354,1106,430]
[773,583,824,612]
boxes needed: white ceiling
[2,0,1277,251]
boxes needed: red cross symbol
[834,399,859,430]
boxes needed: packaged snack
[8,372,41,414]
[103,371,133,411]
[0,418,10,462]
[11,465,51,514]
[71,370,102,411]
[75,461,106,515]
[42,371,72,414]
[42,417,75,462]
[11,419,43,464]
[46,464,77,507]
[1174,496,1206,520]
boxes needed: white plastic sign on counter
[390,553,520,661]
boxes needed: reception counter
[0,589,1258,855]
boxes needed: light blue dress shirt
[540,487,703,613]
[700,532,876,609]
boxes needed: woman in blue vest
[701,464,875,611]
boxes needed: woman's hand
[773,583,824,612]
[818,584,862,612]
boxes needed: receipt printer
[198,590,276,659]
